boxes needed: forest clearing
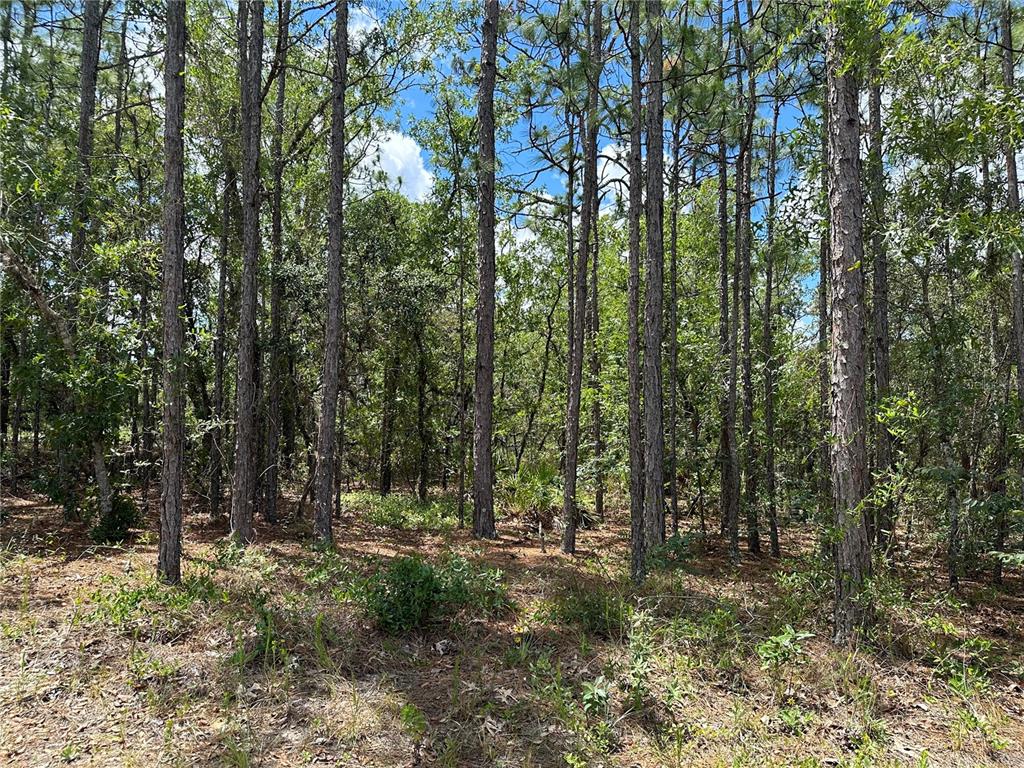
[3,0,1024,765]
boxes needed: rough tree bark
[737,4,759,554]
[70,0,102,273]
[627,0,646,583]
[313,0,348,546]
[764,95,781,558]
[473,0,498,540]
[158,0,186,584]
[416,328,429,502]
[826,2,871,645]
[563,0,599,554]
[230,0,265,544]
[587,63,604,524]
[667,115,682,537]
[210,152,235,520]
[643,0,666,551]
[717,0,739,563]
[1003,2,1024,511]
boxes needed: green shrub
[365,556,440,633]
[88,492,141,544]
[363,554,511,633]
[344,491,455,531]
[646,533,697,571]
[435,554,511,616]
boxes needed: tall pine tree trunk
[717,0,739,562]
[1003,2,1024,507]
[313,0,348,546]
[764,95,781,558]
[826,2,871,644]
[868,33,892,551]
[563,0,599,554]
[231,0,265,544]
[667,116,682,537]
[472,0,498,540]
[158,0,186,584]
[73,0,113,521]
[211,156,235,520]
[643,0,666,550]
[737,8,759,554]
[627,0,646,583]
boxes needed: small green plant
[935,635,994,695]
[435,554,511,616]
[950,706,1008,752]
[581,675,611,717]
[399,702,428,738]
[756,625,814,670]
[212,538,247,568]
[772,560,829,625]
[126,646,178,689]
[778,706,814,735]
[646,533,696,571]
[625,610,654,707]
[230,589,289,669]
[362,554,511,634]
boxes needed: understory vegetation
[1,493,1022,766]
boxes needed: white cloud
[362,131,434,202]
[348,5,380,40]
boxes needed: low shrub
[365,556,441,633]
[88,492,140,544]
[362,553,510,633]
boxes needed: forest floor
[0,488,1022,768]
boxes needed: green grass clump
[542,582,630,640]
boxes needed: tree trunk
[764,95,781,558]
[416,329,429,502]
[826,3,871,645]
[737,9,759,555]
[312,0,348,546]
[379,350,397,496]
[717,1,739,562]
[588,117,604,525]
[563,0,600,554]
[158,0,186,584]
[262,0,291,525]
[627,0,646,583]
[643,0,665,551]
[1003,2,1024,520]
[231,0,265,544]
[70,0,102,274]
[472,0,498,540]
[667,115,682,537]
[817,112,831,551]
[456,213,468,527]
